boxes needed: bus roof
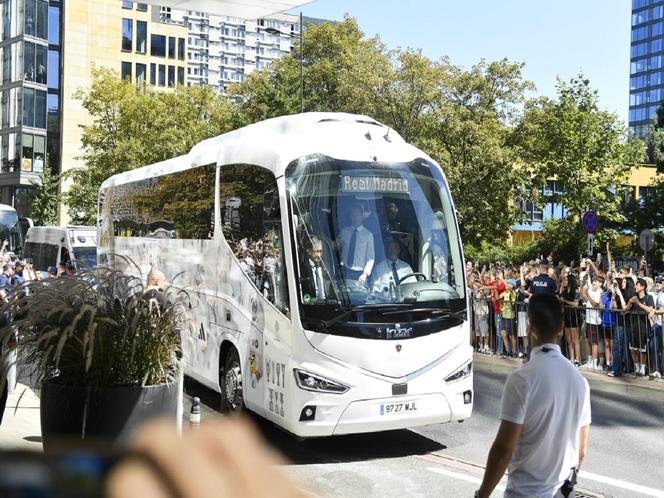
[100,112,431,190]
[0,204,17,213]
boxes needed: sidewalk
[474,352,664,401]
[0,382,42,450]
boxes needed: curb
[473,354,664,402]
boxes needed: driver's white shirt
[372,258,415,292]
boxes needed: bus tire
[221,346,244,414]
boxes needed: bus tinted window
[106,164,215,239]
[220,164,289,315]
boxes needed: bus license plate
[380,401,418,416]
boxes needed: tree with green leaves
[421,59,537,246]
[229,16,391,122]
[512,75,644,254]
[27,164,60,226]
[65,68,241,224]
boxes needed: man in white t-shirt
[581,275,604,371]
[476,293,591,498]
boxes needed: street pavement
[2,359,664,498]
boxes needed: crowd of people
[467,255,664,379]
[0,251,77,295]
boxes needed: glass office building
[629,0,664,138]
[0,0,61,213]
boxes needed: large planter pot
[40,379,178,451]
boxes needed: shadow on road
[183,377,445,465]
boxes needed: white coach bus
[98,113,472,437]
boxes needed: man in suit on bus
[300,237,332,303]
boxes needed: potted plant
[0,266,185,449]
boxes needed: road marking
[427,467,505,492]
[579,470,664,498]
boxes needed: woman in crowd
[611,277,635,376]
[559,270,582,366]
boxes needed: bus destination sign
[341,176,409,194]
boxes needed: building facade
[59,0,187,222]
[629,0,664,139]
[511,165,660,245]
[165,9,300,93]
[0,0,187,220]
[0,0,55,214]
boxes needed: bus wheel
[221,347,243,413]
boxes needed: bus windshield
[0,208,22,255]
[286,155,466,336]
[73,247,97,269]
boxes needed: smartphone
[0,448,123,498]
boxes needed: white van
[23,226,97,273]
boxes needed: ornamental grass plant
[0,265,186,389]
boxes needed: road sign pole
[587,233,594,257]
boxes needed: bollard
[190,396,201,429]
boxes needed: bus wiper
[383,308,467,321]
[322,303,413,329]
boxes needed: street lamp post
[265,12,304,113]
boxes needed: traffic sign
[587,233,594,257]
[582,211,598,234]
[639,229,655,253]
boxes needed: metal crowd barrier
[469,295,663,380]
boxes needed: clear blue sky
[293,0,631,125]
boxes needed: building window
[158,64,165,86]
[168,36,176,58]
[47,49,59,89]
[36,0,47,40]
[35,44,47,84]
[25,0,36,36]
[150,63,156,85]
[23,88,35,127]
[136,21,147,53]
[122,0,132,9]
[35,89,46,128]
[47,93,59,133]
[48,5,60,46]
[23,42,35,81]
[22,134,33,171]
[151,34,166,57]
[136,3,148,11]
[177,66,184,85]
[122,19,132,51]
[168,65,175,86]
[136,63,146,83]
[178,38,185,60]
[121,61,132,81]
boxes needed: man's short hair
[2,263,12,271]
[64,262,76,272]
[539,263,549,271]
[527,294,563,341]
[636,277,647,289]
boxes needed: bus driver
[373,237,416,293]
[338,204,375,285]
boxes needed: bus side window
[220,164,290,317]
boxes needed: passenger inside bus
[337,204,375,285]
[299,237,334,303]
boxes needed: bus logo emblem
[395,344,402,352]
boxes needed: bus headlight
[294,369,349,394]
[445,362,472,383]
